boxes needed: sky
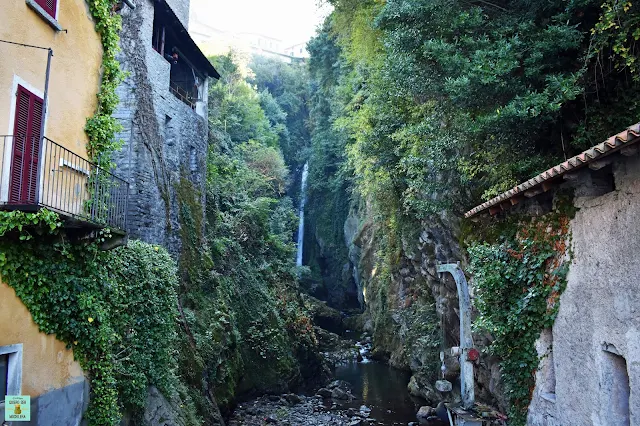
[191,0,332,45]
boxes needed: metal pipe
[437,262,475,409]
[34,48,53,204]
[122,0,136,9]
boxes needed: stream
[330,340,447,426]
[333,361,424,425]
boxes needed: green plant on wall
[0,211,193,425]
[468,215,571,425]
[84,0,125,170]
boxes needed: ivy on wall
[0,211,191,425]
[468,214,571,425]
[84,0,125,170]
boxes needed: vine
[84,0,125,170]
[0,211,189,425]
[468,214,571,426]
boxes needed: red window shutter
[10,86,43,203]
[35,0,57,18]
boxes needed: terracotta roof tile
[465,122,640,218]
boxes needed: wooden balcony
[0,135,129,233]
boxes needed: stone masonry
[113,0,209,255]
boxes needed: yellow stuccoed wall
[0,0,103,398]
[0,0,102,155]
[0,282,85,396]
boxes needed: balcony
[0,135,129,233]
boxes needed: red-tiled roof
[465,122,640,218]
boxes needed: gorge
[1,0,639,425]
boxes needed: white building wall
[528,152,640,425]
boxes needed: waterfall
[296,162,309,267]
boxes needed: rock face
[346,203,505,410]
[121,386,214,426]
[304,295,344,334]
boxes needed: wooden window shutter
[10,86,43,203]
[35,0,57,18]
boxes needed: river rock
[317,388,332,398]
[285,393,302,405]
[331,387,350,400]
[416,406,434,419]
[328,379,352,391]
[407,375,438,402]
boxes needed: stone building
[113,0,219,254]
[466,123,640,425]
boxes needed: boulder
[285,394,302,405]
[328,379,352,391]
[331,387,350,400]
[316,388,332,398]
[416,406,434,419]
[407,375,438,403]
[303,295,344,334]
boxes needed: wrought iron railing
[0,135,129,232]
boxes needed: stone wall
[527,152,640,426]
[113,0,208,256]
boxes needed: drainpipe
[34,48,53,204]
[437,262,475,409]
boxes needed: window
[0,354,8,397]
[0,344,22,409]
[151,6,204,110]
[10,85,43,204]
[34,0,57,18]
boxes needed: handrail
[0,135,129,232]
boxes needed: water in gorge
[296,162,309,267]
[331,340,447,426]
[333,361,423,425]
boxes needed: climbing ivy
[468,214,571,425]
[0,211,191,425]
[84,0,125,170]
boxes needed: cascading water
[296,162,309,267]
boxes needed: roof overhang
[465,122,640,218]
[156,0,220,79]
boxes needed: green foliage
[249,56,312,167]
[83,0,125,170]
[468,215,570,425]
[0,212,189,425]
[209,53,280,149]
[313,0,640,223]
[169,53,323,417]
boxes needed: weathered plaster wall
[0,0,101,155]
[528,152,640,425]
[113,0,208,254]
[0,282,85,396]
